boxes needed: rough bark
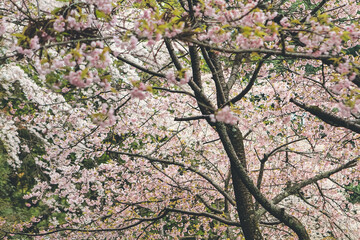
[217,124,311,240]
[226,126,263,240]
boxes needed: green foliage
[82,152,112,169]
[345,181,360,204]
[0,142,50,237]
[304,63,322,75]
[344,45,360,57]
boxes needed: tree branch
[163,40,214,112]
[114,54,166,78]
[2,210,168,237]
[165,207,241,226]
[196,195,224,214]
[180,38,334,60]
[164,38,183,71]
[290,98,360,133]
[272,157,358,205]
[255,157,358,219]
[216,123,310,240]
[225,54,270,106]
[107,151,236,206]
[301,0,329,22]
[152,87,195,98]
[200,47,228,106]
[174,115,209,121]
[261,138,307,163]
[189,45,202,88]
[227,53,245,90]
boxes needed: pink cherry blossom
[130,88,147,100]
[29,36,40,50]
[53,16,65,32]
[0,18,6,36]
[2,1,360,239]
[166,71,177,84]
[211,106,238,125]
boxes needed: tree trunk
[226,126,263,240]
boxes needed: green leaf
[96,9,108,20]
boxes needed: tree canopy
[1,0,360,239]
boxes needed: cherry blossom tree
[1,0,360,239]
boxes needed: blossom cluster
[0,18,7,36]
[0,113,21,168]
[166,70,192,85]
[130,82,149,100]
[1,0,360,239]
[210,106,238,125]
[93,103,116,127]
